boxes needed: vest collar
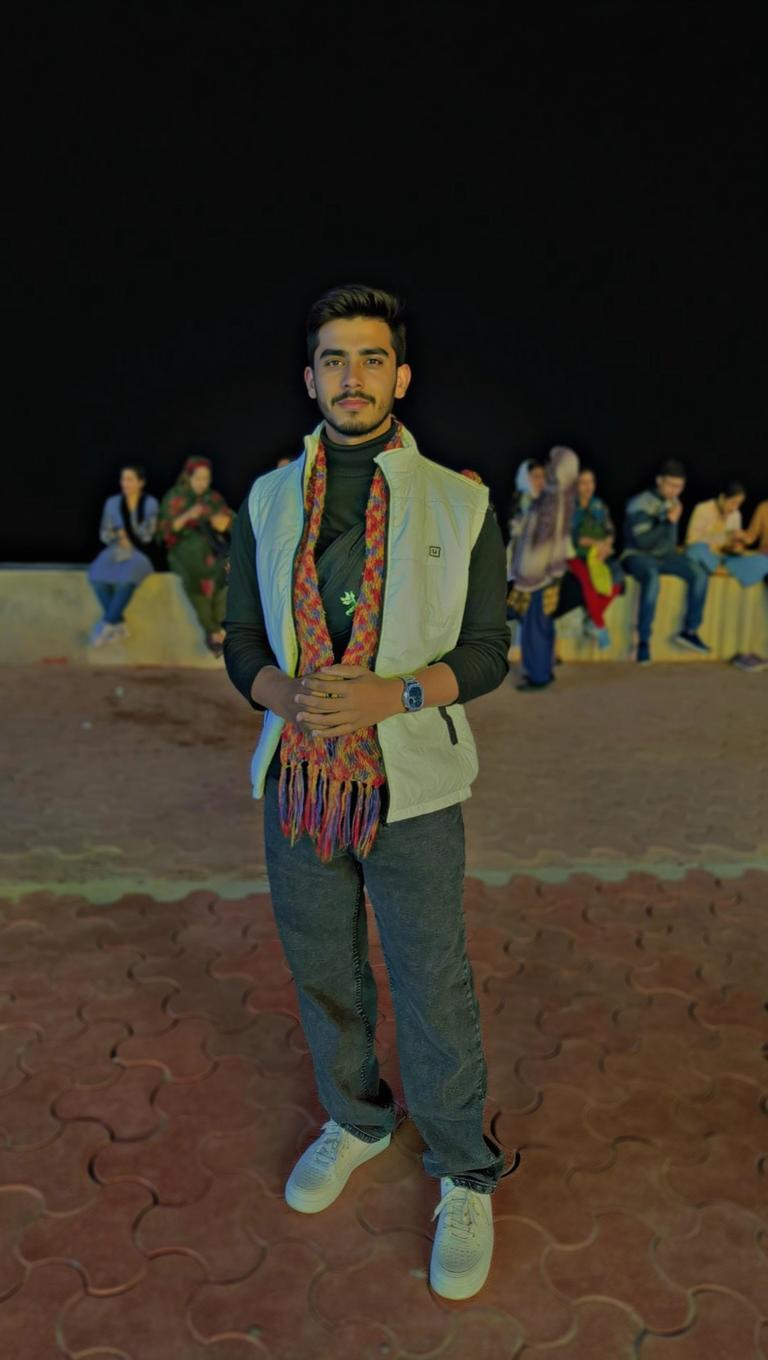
[301,420,420,487]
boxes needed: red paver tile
[0,1260,84,1357]
[568,1140,698,1237]
[689,1075,768,1154]
[0,1187,42,1297]
[638,1288,764,1359]
[137,1171,265,1282]
[232,1171,380,1271]
[685,1024,768,1088]
[134,953,253,1033]
[0,1064,75,1149]
[0,979,92,1038]
[357,1163,438,1238]
[629,953,713,1002]
[0,1120,111,1213]
[545,1210,691,1332]
[188,1241,326,1357]
[93,1112,213,1206]
[694,986,768,1032]
[200,1104,317,1196]
[665,1135,768,1223]
[322,1319,404,1360]
[49,944,144,994]
[154,1055,261,1134]
[20,1181,152,1294]
[78,975,178,1035]
[19,1019,129,1085]
[520,1037,629,1106]
[456,1216,574,1345]
[496,1084,610,1171]
[54,1064,163,1140]
[603,1034,714,1100]
[115,1015,216,1082]
[429,1308,524,1357]
[615,992,720,1048]
[538,996,639,1052]
[61,1252,215,1360]
[0,1024,38,1094]
[655,1202,768,1317]
[520,1298,640,1359]
[312,1230,453,1354]
[583,1080,711,1159]
[245,1011,307,1072]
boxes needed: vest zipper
[438,705,459,745]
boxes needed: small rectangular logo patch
[428,545,442,557]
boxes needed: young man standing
[622,458,711,663]
[224,285,513,1300]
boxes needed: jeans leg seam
[351,881,375,1097]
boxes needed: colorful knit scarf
[278,423,404,862]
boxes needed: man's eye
[366,358,383,366]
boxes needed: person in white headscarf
[507,447,580,690]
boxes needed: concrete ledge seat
[1,566,766,667]
[1,569,221,667]
[542,572,768,661]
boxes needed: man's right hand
[667,502,683,524]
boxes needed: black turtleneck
[224,425,510,731]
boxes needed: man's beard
[320,388,396,440]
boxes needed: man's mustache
[333,394,373,404]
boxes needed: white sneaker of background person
[90,621,114,647]
[284,1119,391,1214]
[429,1177,494,1300]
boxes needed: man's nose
[341,365,364,389]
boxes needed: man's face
[656,475,685,501]
[304,316,411,443]
[722,493,745,515]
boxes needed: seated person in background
[507,447,579,690]
[565,467,624,648]
[87,464,159,646]
[686,481,768,587]
[622,458,710,663]
[157,456,233,657]
[741,497,768,555]
[505,458,546,587]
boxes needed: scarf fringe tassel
[279,764,382,863]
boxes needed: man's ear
[304,365,317,399]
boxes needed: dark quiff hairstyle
[120,464,147,481]
[657,458,687,479]
[306,284,407,366]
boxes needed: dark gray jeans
[263,777,504,1192]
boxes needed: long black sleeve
[439,506,510,704]
[223,499,277,712]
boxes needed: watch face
[404,681,424,710]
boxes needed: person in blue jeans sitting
[86,465,159,646]
[622,458,710,664]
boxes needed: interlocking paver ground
[1,661,767,1356]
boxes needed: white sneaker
[284,1119,391,1214]
[91,622,115,647]
[111,622,130,640]
[430,1177,494,1300]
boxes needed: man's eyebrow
[317,346,390,358]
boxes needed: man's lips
[336,398,371,409]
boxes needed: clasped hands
[290,665,402,739]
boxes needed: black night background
[5,2,765,563]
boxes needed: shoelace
[310,1120,345,1169]
[432,1184,482,1239]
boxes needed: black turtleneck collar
[322,421,395,473]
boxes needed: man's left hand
[294,665,402,738]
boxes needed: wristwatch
[399,675,424,712]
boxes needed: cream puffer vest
[248,423,489,824]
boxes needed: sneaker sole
[284,1133,391,1214]
[674,637,711,654]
